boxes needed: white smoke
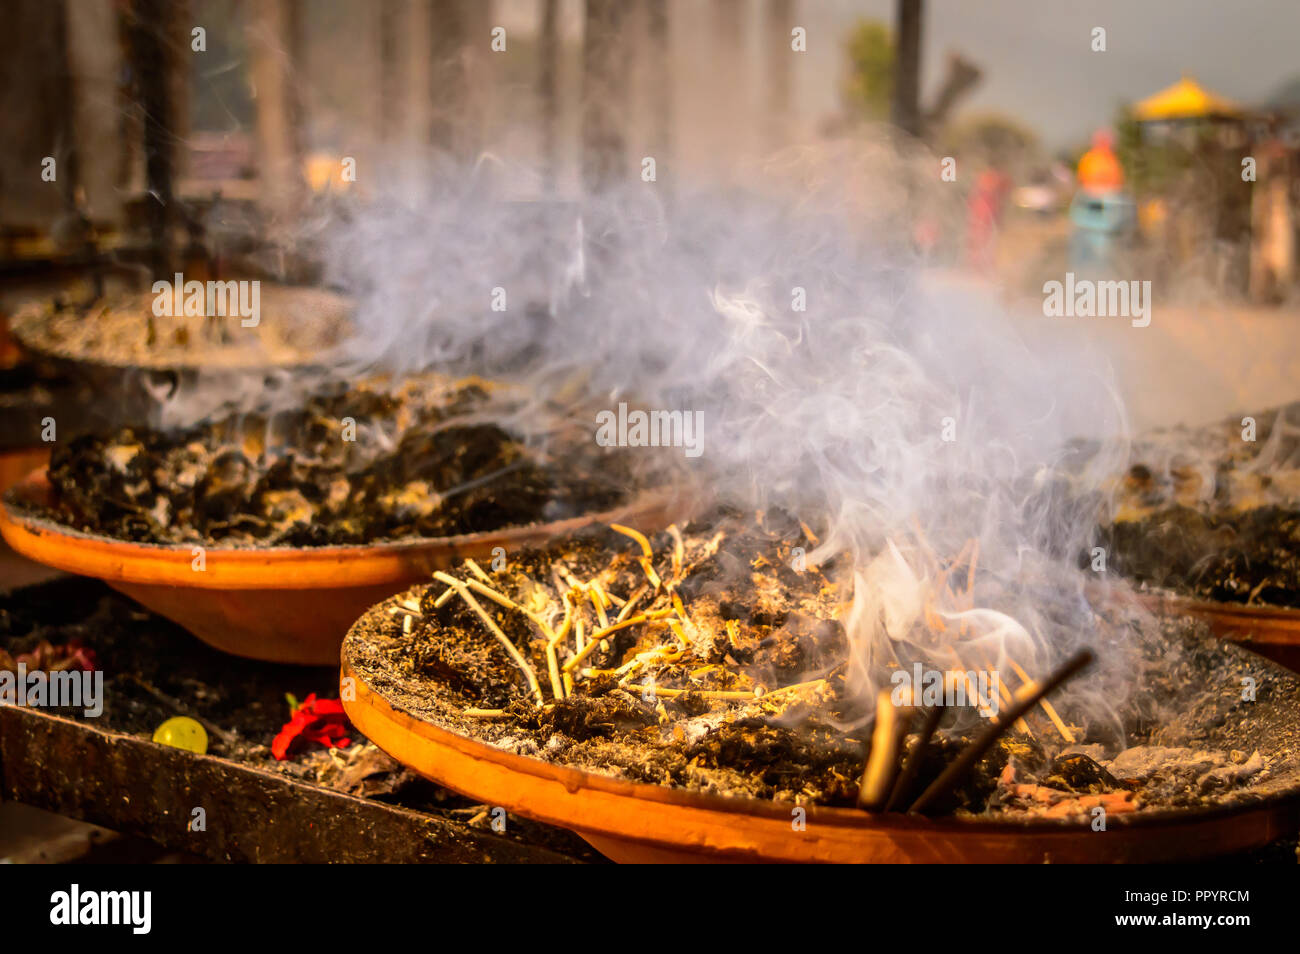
[320,138,1138,733]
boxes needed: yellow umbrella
[1133,76,1241,121]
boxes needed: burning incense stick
[667,524,685,584]
[613,523,664,592]
[546,641,565,700]
[432,571,545,706]
[973,648,1033,739]
[758,678,827,700]
[463,577,554,640]
[463,558,494,585]
[859,688,915,810]
[950,647,1031,737]
[908,649,1095,815]
[1005,658,1075,744]
[463,707,509,719]
[562,609,675,673]
[621,685,757,700]
[883,703,945,813]
[615,585,647,623]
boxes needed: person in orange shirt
[1068,129,1136,272]
[1077,129,1124,195]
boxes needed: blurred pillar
[403,0,432,148]
[66,0,128,223]
[582,0,629,192]
[539,0,560,189]
[429,0,491,158]
[1250,143,1295,302]
[428,0,463,152]
[0,1,75,229]
[765,0,793,150]
[645,0,672,174]
[128,0,179,277]
[710,0,746,169]
[380,0,402,144]
[248,0,304,226]
[461,0,492,157]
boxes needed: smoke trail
[321,139,1137,733]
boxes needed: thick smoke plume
[321,140,1137,734]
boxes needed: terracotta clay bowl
[0,446,49,495]
[0,469,670,665]
[341,601,1300,864]
[9,284,354,430]
[1136,590,1300,674]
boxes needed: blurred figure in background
[965,167,1011,273]
[1068,129,1137,274]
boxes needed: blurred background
[3,1,1299,297]
[4,1,1300,433]
[1,0,1299,510]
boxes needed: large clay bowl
[8,284,352,430]
[0,446,48,495]
[0,469,669,665]
[340,601,1300,863]
[1137,591,1300,673]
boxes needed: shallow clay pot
[0,447,49,495]
[1137,591,1300,673]
[0,469,668,665]
[340,603,1300,864]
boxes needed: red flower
[272,693,352,761]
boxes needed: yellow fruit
[152,716,208,754]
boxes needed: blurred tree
[842,19,894,122]
[939,112,1040,173]
[891,0,922,136]
[1112,106,1193,195]
[1266,74,1300,110]
[924,53,982,133]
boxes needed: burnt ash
[25,379,629,546]
[1100,504,1300,607]
[346,512,1300,818]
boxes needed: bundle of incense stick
[366,513,1292,816]
[394,519,1086,786]
[390,520,837,717]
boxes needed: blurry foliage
[1112,107,1195,195]
[938,112,1040,174]
[842,20,894,121]
[1265,73,1300,111]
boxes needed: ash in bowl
[13,283,353,370]
[345,510,1300,819]
[22,376,633,547]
